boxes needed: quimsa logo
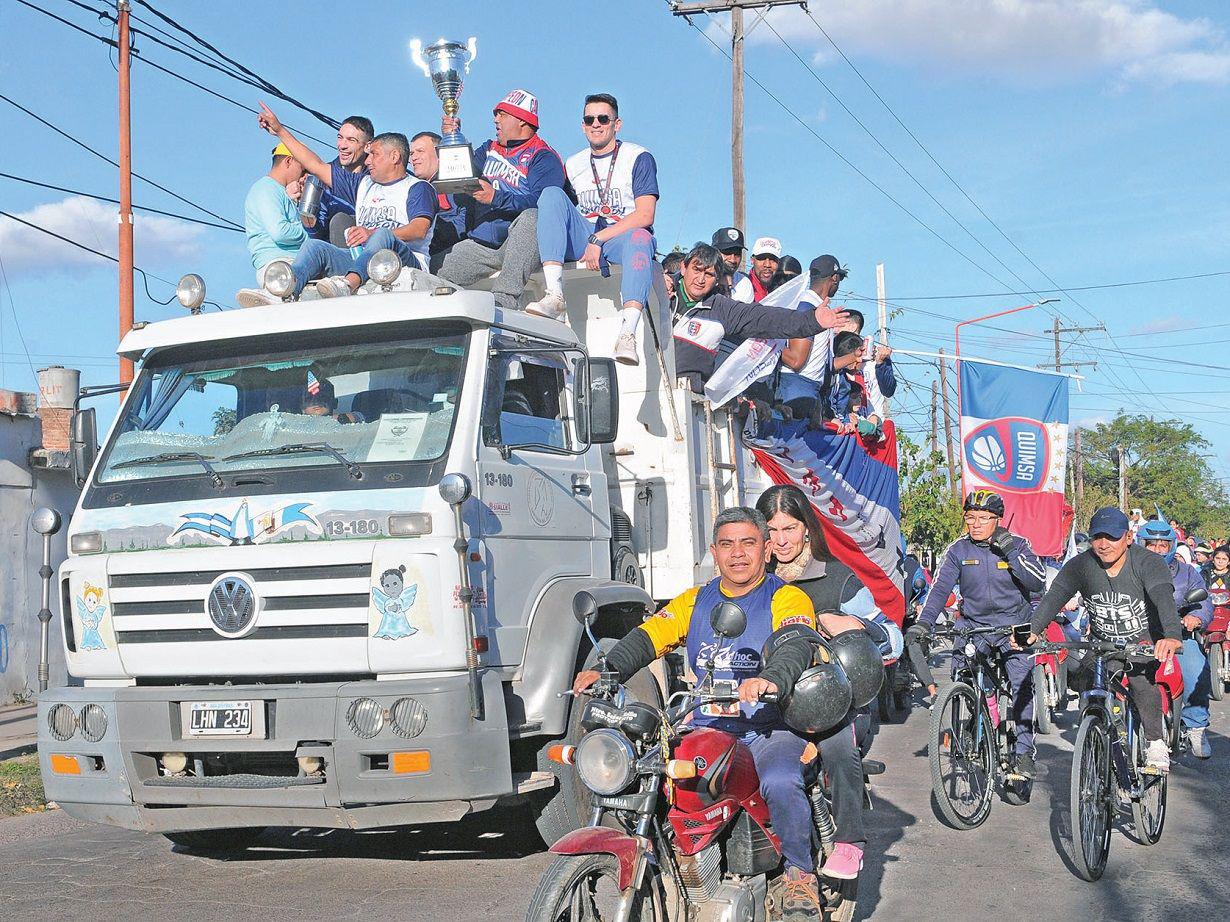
[963,417,1050,493]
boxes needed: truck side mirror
[709,601,747,640]
[71,407,97,485]
[575,357,619,445]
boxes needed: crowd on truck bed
[238,89,895,433]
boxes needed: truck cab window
[483,352,571,451]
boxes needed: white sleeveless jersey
[566,141,653,224]
[356,174,426,229]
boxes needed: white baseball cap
[751,236,782,258]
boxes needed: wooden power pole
[876,262,890,417]
[671,1,807,230]
[939,349,958,497]
[1118,446,1127,511]
[930,379,939,457]
[118,0,135,383]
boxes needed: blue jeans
[1177,637,1211,729]
[743,726,812,873]
[535,185,656,307]
[290,229,419,295]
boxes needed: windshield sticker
[76,582,110,651]
[167,499,322,546]
[372,565,419,640]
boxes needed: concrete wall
[0,405,78,702]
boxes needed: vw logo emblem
[206,573,260,638]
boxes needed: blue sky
[2,0,1229,488]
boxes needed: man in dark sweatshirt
[670,244,849,393]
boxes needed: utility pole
[1118,446,1127,511]
[671,1,807,230]
[939,349,958,498]
[930,379,939,457]
[1041,317,1103,373]
[876,262,890,418]
[117,0,134,383]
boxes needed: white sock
[619,306,642,334]
[543,264,563,295]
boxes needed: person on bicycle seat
[909,489,1047,782]
[572,506,826,920]
[1137,519,1214,759]
[1028,508,1182,773]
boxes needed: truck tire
[612,546,644,587]
[163,827,265,853]
[533,639,662,845]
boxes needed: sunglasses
[582,114,613,126]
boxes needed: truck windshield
[97,330,467,483]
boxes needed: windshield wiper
[112,451,224,488]
[222,442,363,480]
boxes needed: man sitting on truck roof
[524,92,660,367]
[301,115,373,245]
[243,143,307,289]
[672,244,850,393]
[433,89,566,313]
[239,102,437,306]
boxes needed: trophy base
[434,176,484,194]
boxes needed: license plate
[188,701,253,736]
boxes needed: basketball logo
[969,434,1006,474]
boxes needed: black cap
[780,255,802,276]
[809,255,848,279]
[712,227,745,252]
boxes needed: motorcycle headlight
[574,728,636,795]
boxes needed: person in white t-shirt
[526,93,660,366]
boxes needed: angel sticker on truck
[371,565,419,640]
[76,582,109,651]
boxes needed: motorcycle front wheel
[525,853,657,921]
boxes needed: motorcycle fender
[549,827,644,890]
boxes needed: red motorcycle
[1032,621,1070,734]
[1205,586,1230,702]
[526,603,863,922]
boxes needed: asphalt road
[3,683,1229,921]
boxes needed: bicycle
[928,623,1031,830]
[1032,637,1180,881]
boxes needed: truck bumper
[37,671,519,832]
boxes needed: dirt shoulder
[0,755,47,816]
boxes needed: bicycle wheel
[1130,723,1167,846]
[1033,664,1053,735]
[1070,713,1113,882]
[929,682,995,830]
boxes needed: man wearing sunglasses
[526,93,659,366]
[908,490,1047,784]
[435,89,566,313]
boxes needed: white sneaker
[236,288,279,308]
[315,276,354,298]
[613,330,640,366]
[525,290,567,321]
[1188,727,1212,759]
[1144,738,1171,774]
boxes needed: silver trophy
[410,37,481,193]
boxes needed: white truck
[37,266,771,849]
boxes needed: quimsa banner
[959,360,1070,557]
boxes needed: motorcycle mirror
[573,590,599,627]
[709,601,747,640]
[911,574,927,592]
[1184,587,1208,605]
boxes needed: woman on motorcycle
[755,484,900,886]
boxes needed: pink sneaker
[820,842,863,880]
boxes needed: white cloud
[1127,313,1186,335]
[0,196,204,275]
[728,1,1230,87]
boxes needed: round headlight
[176,273,206,311]
[80,703,108,742]
[367,248,402,286]
[574,728,636,796]
[438,473,472,506]
[347,698,384,739]
[263,261,295,299]
[48,703,77,741]
[390,697,428,739]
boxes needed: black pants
[816,715,865,847]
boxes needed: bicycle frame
[947,628,1017,774]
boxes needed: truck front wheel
[533,639,662,845]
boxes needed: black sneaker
[1007,752,1035,781]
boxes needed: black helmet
[827,629,886,709]
[963,489,1005,517]
[761,626,852,735]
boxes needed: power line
[0,172,243,233]
[859,269,1230,301]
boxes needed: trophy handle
[408,38,430,78]
[465,36,478,69]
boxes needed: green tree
[211,407,237,436]
[1075,414,1230,535]
[898,433,964,556]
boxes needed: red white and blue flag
[745,418,906,626]
[959,360,1070,557]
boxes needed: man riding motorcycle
[572,506,844,920]
[1137,519,1215,759]
[908,489,1047,782]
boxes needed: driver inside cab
[572,506,827,920]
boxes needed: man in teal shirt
[243,143,307,288]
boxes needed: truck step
[512,771,557,794]
[144,773,326,789]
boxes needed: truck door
[475,342,598,666]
